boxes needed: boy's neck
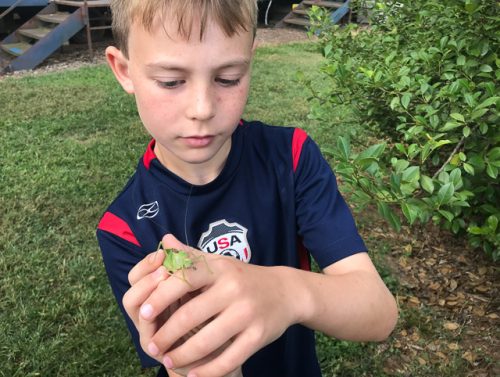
[154,139,232,186]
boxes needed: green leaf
[337,136,351,160]
[464,93,476,107]
[450,168,463,189]
[438,209,455,222]
[401,93,411,109]
[441,121,461,131]
[421,143,432,163]
[475,96,499,110]
[395,143,406,155]
[357,143,386,160]
[486,163,498,179]
[437,183,455,205]
[487,147,500,162]
[390,96,400,110]
[479,64,493,73]
[463,126,471,137]
[450,113,465,122]
[393,159,410,174]
[470,108,488,120]
[420,175,435,194]
[390,173,402,193]
[402,202,419,225]
[402,166,420,183]
[377,202,401,232]
[457,55,466,66]
[486,215,498,232]
[463,162,475,175]
[468,226,485,235]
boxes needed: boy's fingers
[122,265,169,323]
[138,301,178,360]
[150,288,225,354]
[138,269,206,324]
[128,248,165,286]
[188,328,258,377]
[163,306,242,369]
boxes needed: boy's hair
[110,0,258,57]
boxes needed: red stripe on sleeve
[98,212,141,247]
[292,128,308,172]
[297,239,311,271]
[143,139,156,170]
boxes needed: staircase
[0,0,110,74]
[278,0,351,29]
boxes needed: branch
[432,135,466,179]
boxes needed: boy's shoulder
[240,120,299,142]
[240,120,310,171]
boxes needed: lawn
[1,41,496,377]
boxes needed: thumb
[161,233,191,251]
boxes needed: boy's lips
[181,135,215,148]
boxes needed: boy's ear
[105,46,135,94]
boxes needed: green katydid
[156,241,211,286]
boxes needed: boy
[96,1,398,377]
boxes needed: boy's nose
[186,85,216,121]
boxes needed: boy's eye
[157,80,185,89]
[215,78,241,87]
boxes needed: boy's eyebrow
[145,59,251,72]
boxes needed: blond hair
[110,0,258,57]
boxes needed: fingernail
[148,342,159,356]
[163,355,173,369]
[140,304,153,319]
[187,373,197,377]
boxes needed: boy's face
[107,17,255,182]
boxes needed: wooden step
[18,27,53,40]
[284,18,311,27]
[37,11,71,24]
[1,42,32,56]
[55,0,111,7]
[302,1,344,8]
[292,9,309,16]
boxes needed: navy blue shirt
[96,121,367,377]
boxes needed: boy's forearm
[277,264,398,342]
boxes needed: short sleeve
[294,137,367,269]
[96,226,159,368]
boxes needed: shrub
[304,0,499,259]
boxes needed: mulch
[363,218,499,376]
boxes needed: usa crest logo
[198,220,251,263]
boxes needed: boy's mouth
[181,135,215,148]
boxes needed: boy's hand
[141,234,304,377]
[122,244,170,358]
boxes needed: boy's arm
[282,251,398,341]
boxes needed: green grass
[0,41,462,377]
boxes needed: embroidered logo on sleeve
[198,220,251,263]
[137,201,160,220]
